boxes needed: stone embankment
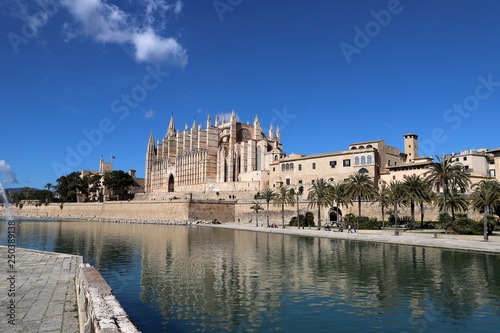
[77,263,140,333]
[3,211,215,225]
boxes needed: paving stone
[0,247,83,333]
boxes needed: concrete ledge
[77,263,141,333]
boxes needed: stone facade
[145,111,284,194]
[145,113,500,198]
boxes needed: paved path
[207,222,500,254]
[0,247,82,333]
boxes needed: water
[0,181,12,221]
[1,219,500,332]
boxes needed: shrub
[211,218,221,224]
[305,212,315,227]
[344,214,381,230]
[388,214,412,226]
[289,214,305,226]
[439,213,453,230]
[444,215,495,235]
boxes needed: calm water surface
[1,219,500,332]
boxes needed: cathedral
[145,111,285,194]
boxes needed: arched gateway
[168,174,175,192]
[329,207,342,222]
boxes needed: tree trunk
[266,202,270,227]
[317,205,321,230]
[282,202,285,228]
[484,206,489,241]
[420,202,424,229]
[297,195,300,229]
[382,206,385,229]
[410,201,415,229]
[394,201,399,236]
[357,196,361,231]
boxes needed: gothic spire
[166,114,175,137]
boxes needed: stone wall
[77,263,140,333]
[0,199,485,225]
[188,200,235,222]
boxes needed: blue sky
[1,0,500,189]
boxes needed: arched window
[359,168,369,174]
[361,155,366,165]
[281,164,285,171]
[354,156,360,166]
[290,163,294,171]
[285,163,290,171]
[367,155,373,165]
[328,177,334,182]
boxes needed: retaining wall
[1,199,485,224]
[77,263,140,333]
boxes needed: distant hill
[5,187,41,193]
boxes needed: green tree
[402,175,429,229]
[250,202,264,227]
[436,188,469,220]
[387,180,405,236]
[258,189,276,228]
[470,179,500,241]
[290,186,304,229]
[55,172,83,202]
[103,170,134,200]
[307,178,331,230]
[425,154,470,214]
[417,183,435,228]
[329,181,351,225]
[45,183,52,203]
[345,172,376,231]
[86,174,103,202]
[274,186,295,228]
[375,183,391,229]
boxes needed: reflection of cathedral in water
[136,226,500,332]
[7,221,500,332]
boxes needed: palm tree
[258,189,276,228]
[250,202,264,227]
[329,182,350,226]
[274,186,295,228]
[345,172,376,231]
[375,183,391,229]
[436,188,469,220]
[45,183,52,203]
[470,179,500,241]
[307,178,331,230]
[290,186,304,229]
[402,175,429,229]
[425,154,470,214]
[417,184,435,228]
[387,180,405,236]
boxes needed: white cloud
[0,160,18,184]
[142,108,155,118]
[59,0,187,65]
[1,0,59,35]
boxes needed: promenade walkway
[0,247,82,333]
[208,222,500,254]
